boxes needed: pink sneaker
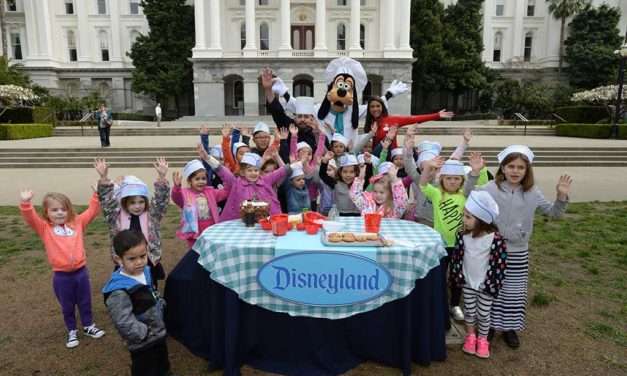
[475,337,490,359]
[462,333,476,355]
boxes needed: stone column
[382,0,396,56]
[243,0,257,57]
[512,0,525,61]
[111,77,125,111]
[109,0,122,62]
[194,65,225,117]
[22,0,38,58]
[398,0,412,53]
[74,0,91,62]
[349,0,363,57]
[314,0,327,57]
[482,0,494,62]
[38,0,54,59]
[278,0,291,57]
[193,0,206,50]
[208,0,223,56]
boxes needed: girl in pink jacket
[349,161,408,219]
[171,159,230,247]
[199,147,302,221]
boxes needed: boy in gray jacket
[102,230,172,376]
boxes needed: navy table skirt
[164,249,448,376]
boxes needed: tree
[439,0,487,111]
[128,0,194,117]
[546,0,589,78]
[410,0,447,108]
[564,4,622,89]
[0,56,31,87]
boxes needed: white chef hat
[377,161,395,175]
[391,148,404,158]
[465,190,500,224]
[339,154,358,168]
[297,141,312,152]
[497,145,535,164]
[331,133,349,147]
[183,159,205,180]
[290,166,305,179]
[325,57,368,96]
[118,175,149,200]
[210,145,223,159]
[294,96,315,115]
[232,142,248,156]
[253,121,270,135]
[416,140,442,155]
[357,154,380,167]
[240,152,262,168]
[417,150,439,165]
[440,160,466,176]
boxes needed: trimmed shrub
[0,123,53,140]
[451,112,498,121]
[32,106,53,124]
[555,123,627,139]
[0,108,33,123]
[112,112,154,121]
[499,119,555,126]
[555,106,609,124]
[56,120,97,127]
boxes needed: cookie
[354,234,368,242]
[342,233,356,242]
[365,233,379,241]
[328,232,343,242]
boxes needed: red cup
[259,218,272,231]
[270,214,289,236]
[296,223,306,231]
[303,211,326,225]
[305,223,319,235]
[364,213,382,233]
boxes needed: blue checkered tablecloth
[194,217,446,319]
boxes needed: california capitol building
[2,0,626,117]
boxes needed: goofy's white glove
[272,77,289,97]
[385,80,409,97]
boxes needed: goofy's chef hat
[497,145,535,164]
[183,159,205,180]
[325,57,368,97]
[465,190,500,224]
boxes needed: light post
[612,33,627,138]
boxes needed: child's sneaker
[66,330,79,349]
[83,324,105,339]
[462,333,476,355]
[475,337,490,359]
[451,306,464,321]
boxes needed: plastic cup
[259,218,272,231]
[271,214,289,236]
[305,223,320,235]
[364,213,382,233]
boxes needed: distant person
[95,103,113,147]
[155,103,162,127]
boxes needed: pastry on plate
[342,232,356,242]
[328,232,343,242]
[365,233,379,241]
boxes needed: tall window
[337,23,346,50]
[527,0,535,16]
[493,31,502,62]
[10,33,22,60]
[129,30,140,52]
[67,30,77,61]
[99,31,109,61]
[130,0,140,15]
[65,0,74,14]
[495,0,504,16]
[524,32,533,62]
[258,0,268,5]
[6,0,17,11]
[240,23,246,49]
[97,0,107,15]
[337,0,347,6]
[360,24,365,49]
[259,22,269,50]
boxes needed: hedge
[112,112,154,121]
[499,119,555,126]
[555,123,627,139]
[555,106,609,124]
[32,106,53,124]
[56,120,97,127]
[0,123,53,140]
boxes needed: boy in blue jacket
[102,230,172,376]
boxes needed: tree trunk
[174,96,181,118]
[558,17,565,78]
[0,1,7,58]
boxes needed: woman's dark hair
[120,195,150,213]
[187,168,206,183]
[463,217,499,238]
[364,97,389,133]
[495,152,534,192]
[113,229,147,257]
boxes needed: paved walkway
[2,133,627,205]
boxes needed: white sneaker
[451,306,464,321]
[66,330,79,349]
[83,324,105,339]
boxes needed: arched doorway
[224,74,244,116]
[293,74,314,97]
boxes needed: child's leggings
[463,286,494,338]
[52,266,93,331]
[444,247,462,306]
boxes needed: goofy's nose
[337,88,347,97]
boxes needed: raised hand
[196,143,210,161]
[289,124,298,137]
[463,128,473,144]
[363,151,372,164]
[369,122,378,135]
[468,152,485,175]
[556,174,572,200]
[359,163,367,178]
[221,123,232,138]
[387,164,398,179]
[381,137,392,150]
[20,189,34,202]
[438,109,454,119]
[172,171,182,187]
[154,157,168,179]
[94,158,109,180]
[278,127,289,140]
[200,125,209,135]
[322,150,334,163]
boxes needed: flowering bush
[571,85,627,104]
[0,84,39,107]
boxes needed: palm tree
[546,0,589,77]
